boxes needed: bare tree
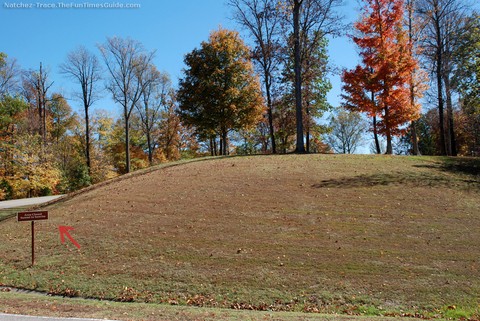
[372,114,382,154]
[0,53,20,96]
[326,108,366,154]
[23,63,53,144]
[98,37,154,173]
[417,0,469,156]
[60,46,102,174]
[135,65,172,165]
[229,0,282,154]
[282,0,343,153]
[441,7,464,156]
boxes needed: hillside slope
[0,155,479,316]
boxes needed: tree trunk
[147,131,153,165]
[434,9,447,156]
[384,106,393,155]
[144,103,153,165]
[436,69,447,155]
[42,100,47,144]
[209,137,214,156]
[39,63,47,145]
[409,80,420,155]
[407,0,420,156]
[37,94,43,138]
[125,111,131,173]
[293,0,305,153]
[306,129,310,153]
[264,71,276,154]
[385,135,392,154]
[373,115,381,154]
[306,100,311,153]
[444,75,457,156]
[85,104,92,175]
[222,130,228,156]
[411,121,420,155]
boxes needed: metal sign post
[17,211,49,266]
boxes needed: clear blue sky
[2,0,360,145]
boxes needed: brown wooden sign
[17,211,49,266]
[17,211,49,222]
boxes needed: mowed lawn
[0,155,479,319]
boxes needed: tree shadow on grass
[312,165,479,190]
[412,157,480,179]
[311,172,453,189]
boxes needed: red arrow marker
[58,226,81,249]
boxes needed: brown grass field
[0,154,479,320]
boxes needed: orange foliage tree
[342,0,420,154]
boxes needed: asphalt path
[0,314,118,321]
[0,196,64,210]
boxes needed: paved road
[0,314,117,321]
[0,196,64,210]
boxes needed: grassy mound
[0,155,479,318]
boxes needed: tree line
[227,0,478,156]
[0,0,478,199]
[340,0,479,156]
[0,44,192,200]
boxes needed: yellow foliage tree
[5,134,61,198]
[178,28,265,155]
